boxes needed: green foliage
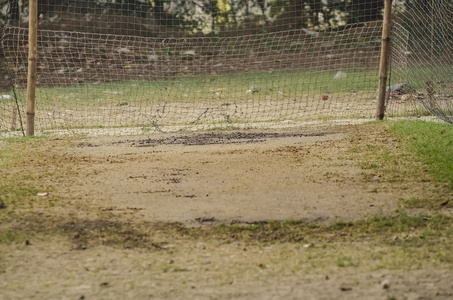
[1,0,386,32]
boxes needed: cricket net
[0,1,426,136]
[388,0,453,124]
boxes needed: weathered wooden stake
[10,107,17,129]
[376,0,393,120]
[26,0,38,136]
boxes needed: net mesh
[389,0,453,124]
[0,0,436,137]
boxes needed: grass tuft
[388,120,453,189]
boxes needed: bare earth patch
[68,129,392,224]
[1,123,452,299]
[60,125,447,224]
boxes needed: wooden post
[376,0,393,120]
[26,0,38,136]
[10,107,17,129]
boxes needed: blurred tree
[152,0,180,25]
[350,0,384,23]
[0,0,390,32]
[287,0,304,28]
[112,0,152,18]
[7,0,19,21]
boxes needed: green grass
[345,122,452,209]
[399,197,433,209]
[165,214,453,271]
[18,69,379,107]
[0,136,64,214]
[1,210,453,272]
[5,68,383,132]
[388,120,453,188]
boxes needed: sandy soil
[2,239,453,300]
[65,128,396,224]
[1,124,452,299]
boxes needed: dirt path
[60,124,448,225]
[61,127,390,224]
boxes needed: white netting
[388,0,453,124]
[0,0,432,136]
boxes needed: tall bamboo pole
[376,0,393,120]
[430,0,434,81]
[26,0,38,136]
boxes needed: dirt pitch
[1,123,453,299]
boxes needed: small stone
[182,50,196,57]
[0,199,5,209]
[147,54,159,61]
[401,94,414,102]
[334,71,347,80]
[381,279,391,289]
[117,47,131,54]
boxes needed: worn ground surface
[1,123,453,299]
